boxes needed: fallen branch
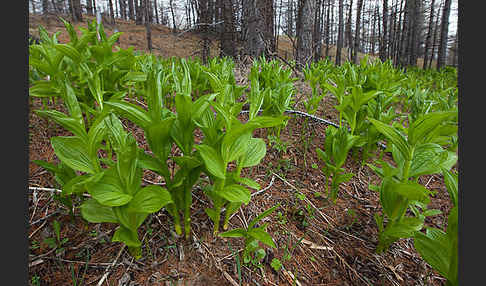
[96,245,126,286]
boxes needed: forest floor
[28,13,448,286]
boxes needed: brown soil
[28,13,450,286]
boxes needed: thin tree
[220,0,236,58]
[429,0,442,68]
[109,0,115,23]
[87,0,94,15]
[379,0,388,62]
[352,0,363,64]
[437,0,451,69]
[335,0,344,65]
[325,0,331,59]
[423,0,436,69]
[169,0,177,33]
[128,0,135,20]
[296,0,316,68]
[145,0,152,51]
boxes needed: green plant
[368,111,457,253]
[80,114,173,258]
[271,258,283,271]
[316,126,358,203]
[31,275,41,286]
[413,168,458,286]
[219,205,278,266]
[43,220,69,254]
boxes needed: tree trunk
[154,0,159,24]
[429,1,441,69]
[379,0,388,61]
[220,0,236,58]
[198,0,211,63]
[345,0,353,50]
[109,0,115,23]
[145,0,152,51]
[296,0,315,68]
[86,0,93,15]
[42,0,49,14]
[313,0,324,61]
[170,0,177,33]
[423,0,436,69]
[352,0,363,64]
[242,0,266,58]
[437,0,451,69]
[69,0,83,22]
[128,0,135,20]
[335,0,344,65]
[325,0,331,59]
[262,0,276,55]
[136,0,144,25]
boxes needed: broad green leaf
[35,110,88,141]
[409,143,457,178]
[87,111,110,157]
[219,184,251,204]
[127,185,172,213]
[113,205,149,230]
[414,231,450,279]
[55,44,82,63]
[383,217,424,238]
[380,177,409,220]
[86,169,133,206]
[408,111,456,146]
[123,71,147,82]
[105,100,151,128]
[62,172,103,195]
[221,129,251,163]
[219,228,247,238]
[248,227,276,248]
[196,144,226,179]
[80,198,118,223]
[393,181,432,203]
[63,80,83,125]
[239,138,267,168]
[51,136,96,174]
[111,226,141,247]
[233,177,260,190]
[146,118,175,160]
[369,118,412,160]
[443,169,458,207]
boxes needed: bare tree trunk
[198,0,211,63]
[220,0,236,58]
[296,0,315,68]
[86,0,93,15]
[154,0,159,24]
[345,0,353,50]
[352,0,363,64]
[437,0,451,69]
[429,1,441,69]
[325,0,331,59]
[169,0,177,33]
[423,0,436,69]
[313,0,323,61]
[128,0,135,20]
[109,0,115,23]
[335,0,343,65]
[242,0,266,57]
[262,0,276,55]
[42,0,49,13]
[145,0,152,51]
[136,0,144,24]
[379,0,388,61]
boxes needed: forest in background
[29,0,458,69]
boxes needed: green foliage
[220,205,278,267]
[368,111,457,254]
[316,126,357,203]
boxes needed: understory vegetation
[29,20,458,286]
